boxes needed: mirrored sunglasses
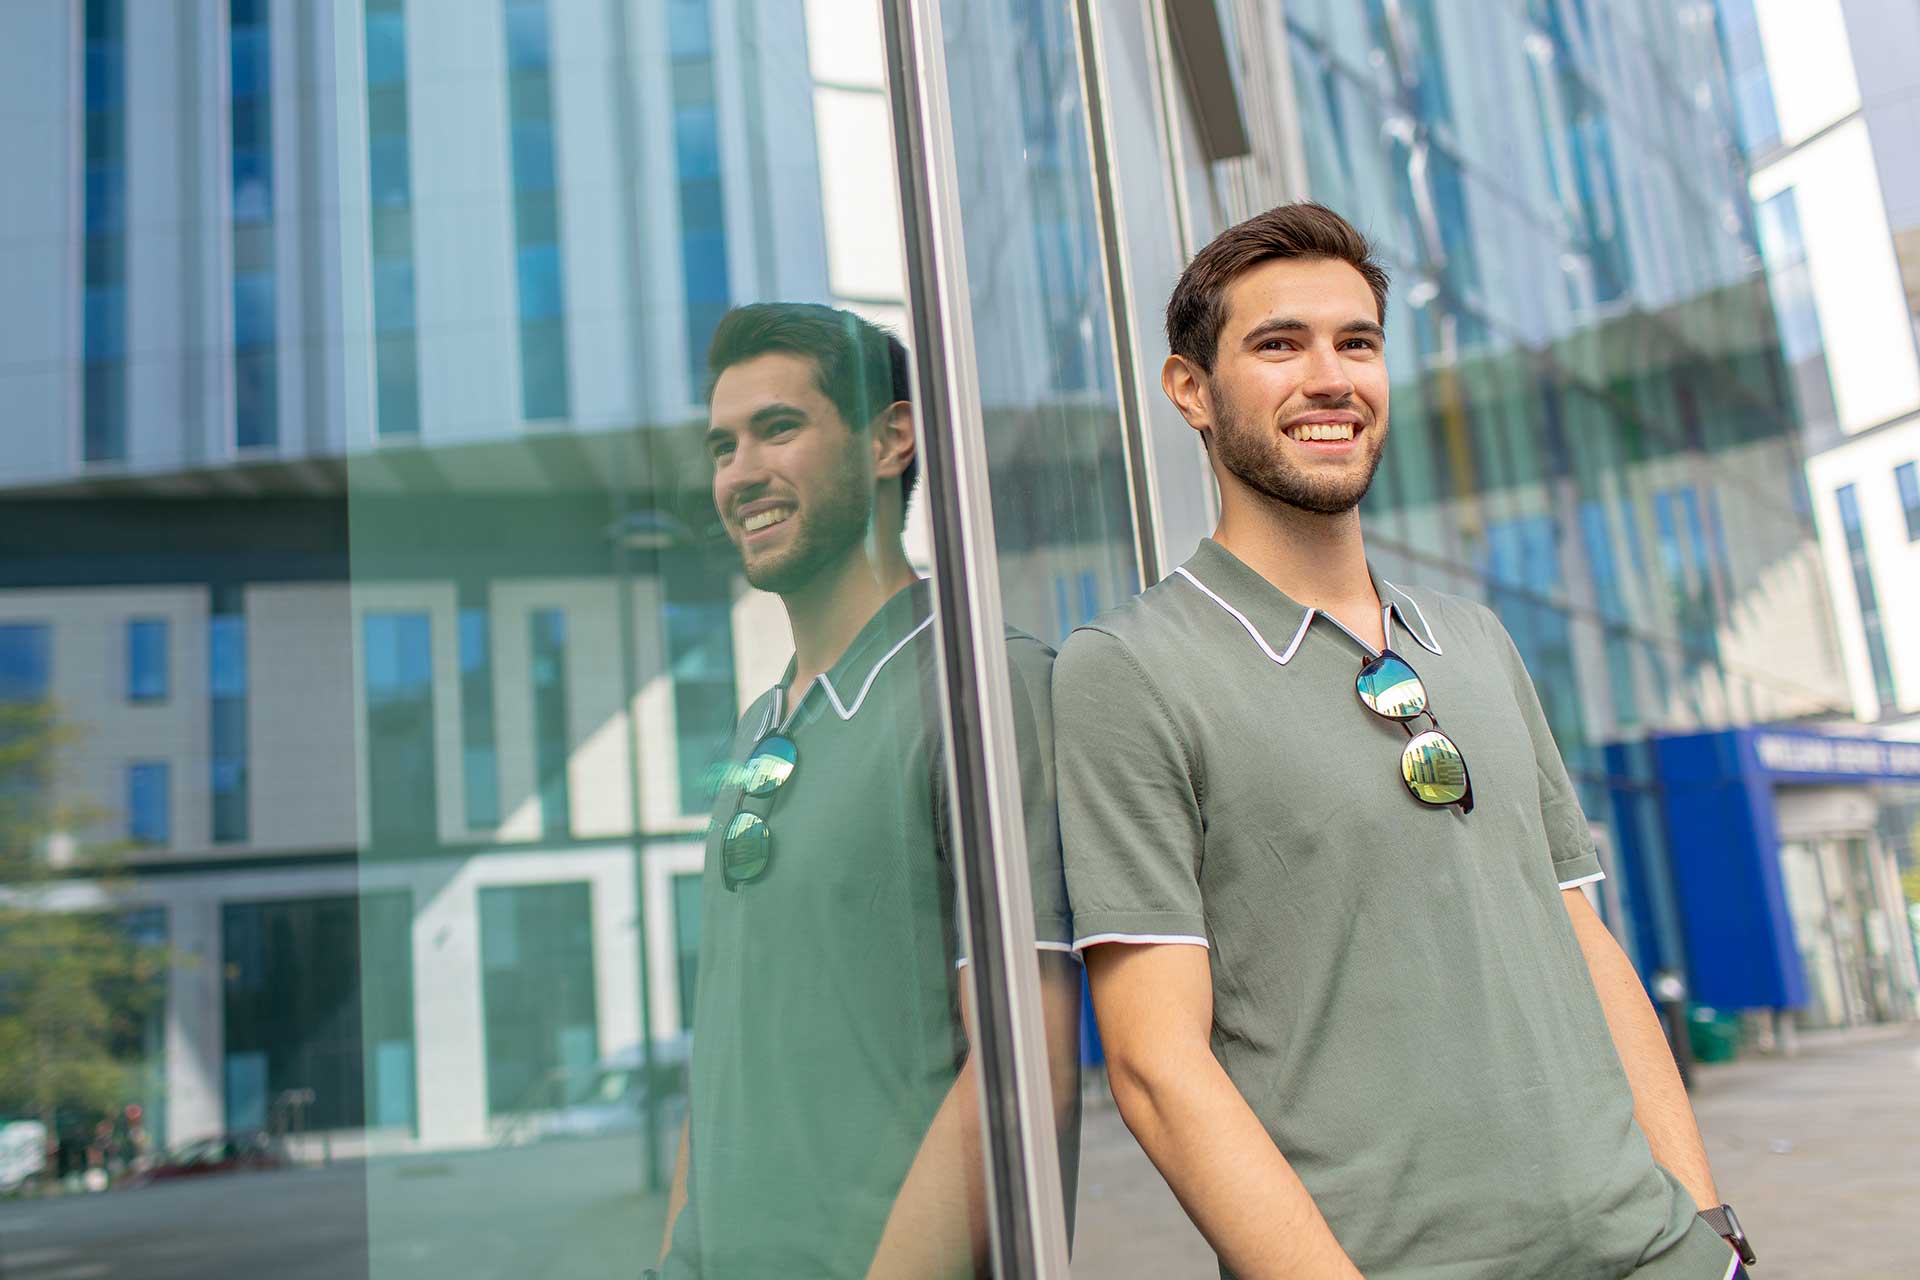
[1355,650,1474,814]
[720,734,798,889]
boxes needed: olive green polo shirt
[668,580,1073,1277]
[1055,539,1733,1279]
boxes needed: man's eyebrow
[1242,317,1311,344]
[704,402,809,447]
[748,402,808,426]
[1242,316,1386,344]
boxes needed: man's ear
[1162,354,1214,439]
[870,400,916,481]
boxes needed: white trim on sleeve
[1557,870,1607,890]
[955,940,1086,971]
[1072,931,1210,952]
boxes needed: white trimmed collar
[752,582,935,736]
[1170,543,1442,668]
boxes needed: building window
[222,893,416,1133]
[364,611,437,845]
[127,617,169,702]
[1835,485,1898,711]
[1897,461,1920,542]
[365,0,420,436]
[83,0,128,463]
[529,609,570,838]
[127,761,170,847]
[504,0,570,421]
[210,587,249,843]
[661,556,736,814]
[673,871,701,1031]
[231,0,277,447]
[669,0,730,400]
[479,882,597,1116]
[0,624,52,703]
[458,600,500,829]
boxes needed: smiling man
[654,302,1079,1278]
[1053,205,1755,1278]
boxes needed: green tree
[0,700,164,1142]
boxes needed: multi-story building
[1719,0,1920,730]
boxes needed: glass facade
[0,0,1864,1275]
[1898,460,1920,541]
[1836,483,1898,712]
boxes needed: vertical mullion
[879,1,1071,1276]
[1068,0,1165,589]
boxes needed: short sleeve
[1487,612,1604,889]
[1006,635,1074,950]
[1052,627,1208,948]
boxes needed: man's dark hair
[706,302,918,503]
[1165,202,1390,373]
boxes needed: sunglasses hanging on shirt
[720,734,799,889]
[1354,651,1474,815]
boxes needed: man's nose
[717,442,771,503]
[1302,344,1354,399]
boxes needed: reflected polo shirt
[672,580,1072,1278]
[1055,538,1731,1279]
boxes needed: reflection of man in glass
[1055,205,1753,1277]
[656,303,1078,1278]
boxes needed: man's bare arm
[1563,888,1720,1210]
[657,1118,690,1265]
[1087,943,1362,1280]
[863,954,1083,1280]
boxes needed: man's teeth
[1287,422,1355,442]
[742,507,794,532]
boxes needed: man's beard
[1209,382,1385,516]
[736,453,874,596]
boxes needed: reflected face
[708,352,874,595]
[1205,257,1389,515]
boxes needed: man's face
[707,352,874,595]
[1203,256,1389,515]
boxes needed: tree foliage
[0,701,165,1136]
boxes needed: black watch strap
[1699,1204,1757,1267]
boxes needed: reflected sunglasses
[1354,650,1474,814]
[719,734,799,890]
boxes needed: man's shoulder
[1058,573,1200,667]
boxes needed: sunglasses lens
[1357,653,1427,719]
[1401,729,1469,806]
[722,811,772,885]
[738,735,798,798]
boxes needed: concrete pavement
[1,1027,1910,1277]
[1070,1023,1920,1276]
[1691,1024,1920,1279]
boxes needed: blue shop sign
[1651,727,1918,1010]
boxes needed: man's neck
[782,538,918,701]
[1213,491,1383,649]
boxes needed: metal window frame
[880,0,1073,1274]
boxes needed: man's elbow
[1102,1041,1201,1135]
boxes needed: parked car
[130,1131,291,1184]
[500,1034,691,1145]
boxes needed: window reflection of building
[479,882,597,1121]
[82,0,127,464]
[231,0,277,449]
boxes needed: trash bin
[1687,1006,1743,1063]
